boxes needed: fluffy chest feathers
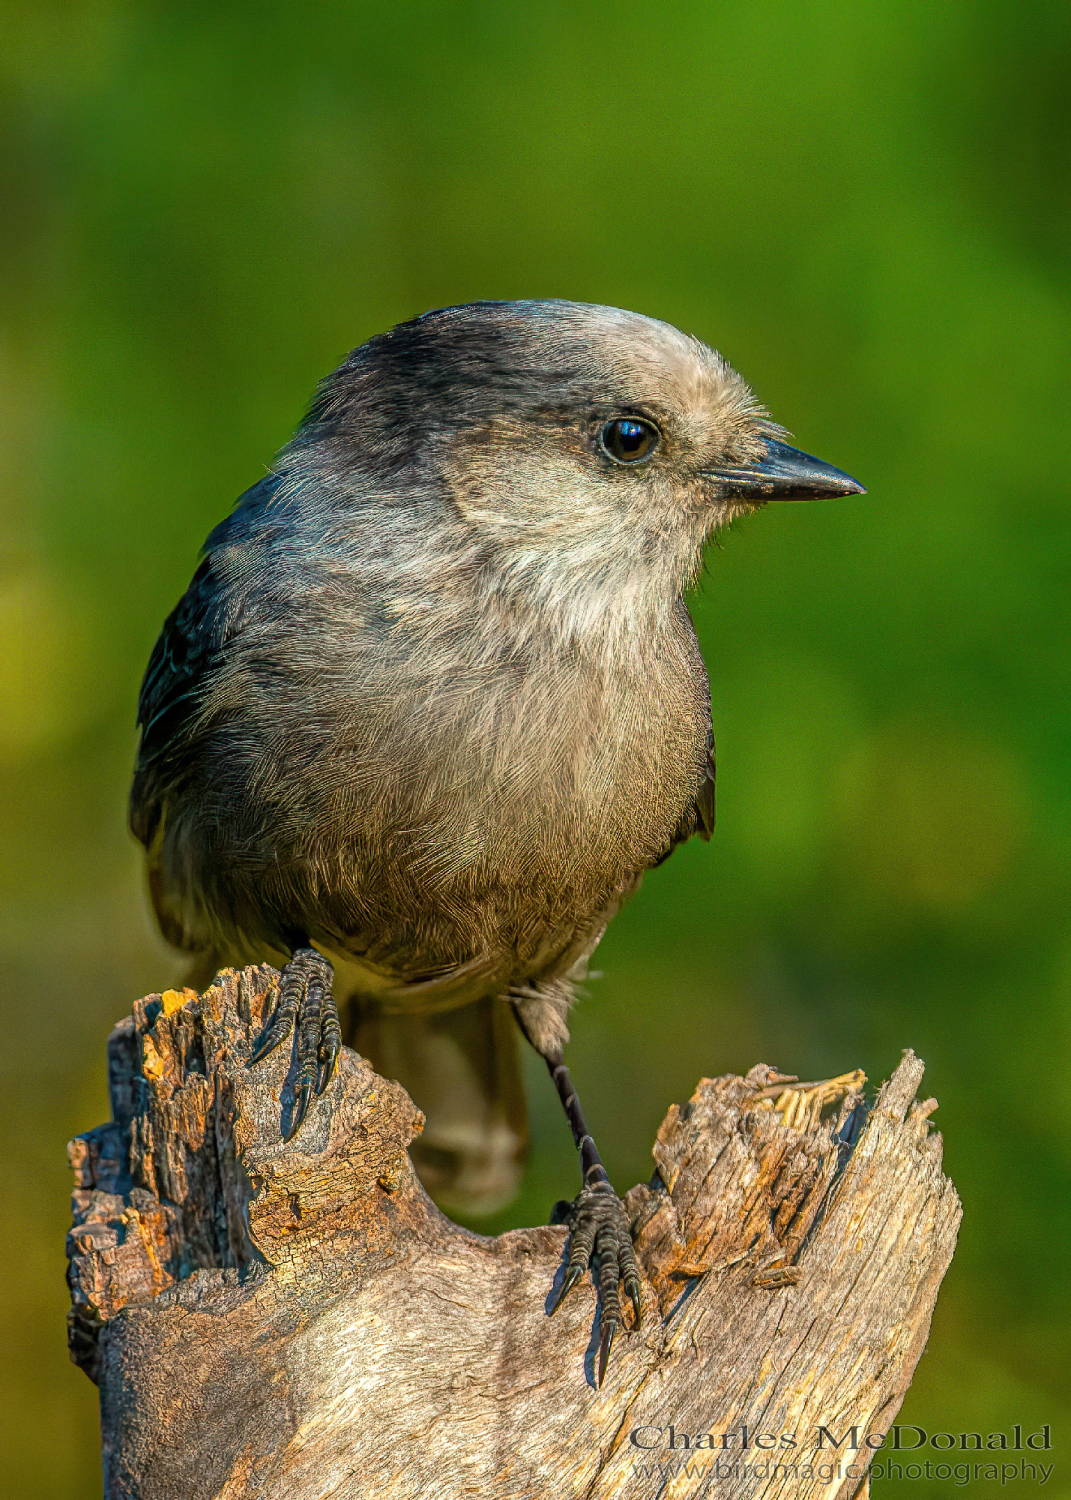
[237,580,710,893]
[138,474,714,980]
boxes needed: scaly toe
[548,1180,641,1381]
[251,947,337,1139]
[316,989,342,1096]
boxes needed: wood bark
[67,965,961,1500]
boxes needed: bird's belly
[165,634,708,1000]
[315,856,641,1017]
[306,784,663,1014]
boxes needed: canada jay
[131,300,862,1380]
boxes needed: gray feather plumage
[131,301,771,1060]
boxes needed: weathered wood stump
[67,966,961,1499]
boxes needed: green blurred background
[2,2,1068,1495]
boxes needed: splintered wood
[67,967,960,1500]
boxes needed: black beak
[708,438,865,501]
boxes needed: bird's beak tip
[835,475,867,498]
[711,439,866,503]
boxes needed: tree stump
[67,966,961,1499]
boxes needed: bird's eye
[598,417,660,465]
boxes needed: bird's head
[286,301,863,636]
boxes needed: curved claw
[597,1318,619,1387]
[249,1028,284,1066]
[249,1006,296,1066]
[284,1076,314,1141]
[316,1038,341,1096]
[254,947,339,1140]
[625,1275,643,1326]
[550,1263,584,1314]
[548,1180,640,1383]
[316,998,342,1096]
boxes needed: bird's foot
[748,1068,867,1132]
[249,947,341,1138]
[549,1180,641,1386]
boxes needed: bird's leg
[544,1051,641,1385]
[249,945,342,1138]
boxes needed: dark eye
[598,417,660,465]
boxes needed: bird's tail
[347,996,528,1217]
[182,950,528,1216]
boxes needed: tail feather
[348,996,528,1216]
[183,952,529,1216]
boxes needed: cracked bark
[67,966,961,1499]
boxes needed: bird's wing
[129,553,230,848]
[651,720,715,868]
[136,559,215,755]
[130,476,278,848]
[684,720,717,842]
[651,600,715,867]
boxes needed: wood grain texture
[67,966,961,1500]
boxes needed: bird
[130,300,863,1382]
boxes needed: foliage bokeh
[1,3,1068,1495]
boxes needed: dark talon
[550,1264,584,1314]
[625,1274,642,1325]
[549,1179,641,1382]
[248,1026,284,1067]
[317,1005,342,1096]
[597,1317,618,1387]
[250,946,337,1139]
[539,1053,640,1382]
[284,1076,313,1141]
[248,971,301,1064]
